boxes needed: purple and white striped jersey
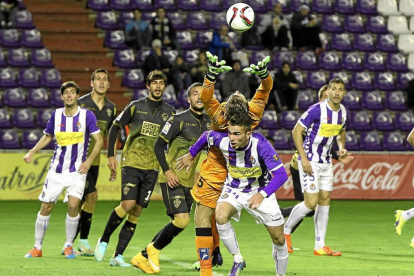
[298,100,348,164]
[44,107,100,174]
[189,131,287,196]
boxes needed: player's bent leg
[266,224,288,276]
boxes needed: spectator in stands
[290,4,323,51]
[208,25,236,65]
[125,9,152,50]
[190,51,208,83]
[150,7,178,50]
[0,0,18,28]
[143,39,173,83]
[258,3,291,51]
[171,56,192,92]
[221,60,251,99]
[274,61,299,110]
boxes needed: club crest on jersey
[106,108,112,117]
[173,198,182,208]
[76,122,82,129]
[162,113,169,122]
[122,183,136,195]
[250,156,256,164]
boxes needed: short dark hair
[91,68,109,82]
[229,112,252,132]
[282,61,291,68]
[225,94,248,118]
[232,60,241,66]
[146,70,167,86]
[134,8,142,13]
[187,82,203,97]
[328,78,346,90]
[60,81,80,95]
[318,84,329,100]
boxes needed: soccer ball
[226,3,255,33]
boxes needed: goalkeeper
[177,51,273,276]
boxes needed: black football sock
[114,220,136,257]
[79,210,93,240]
[153,222,184,250]
[101,210,124,243]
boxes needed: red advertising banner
[275,153,414,200]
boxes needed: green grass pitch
[1,200,413,276]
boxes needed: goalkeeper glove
[243,56,270,79]
[205,51,232,81]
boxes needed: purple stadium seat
[132,89,149,101]
[273,51,295,69]
[331,33,353,51]
[250,50,273,69]
[41,69,62,88]
[195,31,213,49]
[270,129,293,150]
[374,72,395,90]
[354,33,375,52]
[142,12,156,21]
[28,88,49,107]
[154,0,177,11]
[360,131,382,151]
[344,15,365,33]
[187,12,209,30]
[227,32,240,49]
[201,0,222,11]
[178,0,200,11]
[168,12,186,31]
[334,0,355,14]
[0,29,20,48]
[267,0,289,12]
[182,50,200,64]
[376,34,398,52]
[345,131,360,150]
[163,49,178,64]
[259,110,279,129]
[50,89,63,107]
[396,111,414,130]
[292,71,305,89]
[8,48,30,67]
[210,12,227,30]
[396,72,414,89]
[104,30,128,49]
[366,16,388,33]
[281,110,301,129]
[136,48,151,66]
[110,0,132,11]
[19,68,41,88]
[247,0,267,13]
[298,89,315,110]
[177,89,190,108]
[373,111,394,130]
[123,69,146,88]
[352,71,373,90]
[319,51,341,70]
[364,52,385,71]
[384,132,406,151]
[386,91,408,110]
[330,71,352,89]
[0,48,6,67]
[177,31,194,50]
[296,51,318,70]
[132,0,153,10]
[0,68,18,88]
[290,0,310,11]
[307,71,327,90]
[0,129,20,149]
[22,129,43,149]
[222,0,240,9]
[21,29,43,49]
[387,53,409,72]
[313,0,334,14]
[342,52,363,71]
[13,109,36,128]
[14,10,35,29]
[356,0,378,15]
[162,85,178,107]
[119,12,134,26]
[96,11,119,30]
[0,108,11,128]
[36,109,53,128]
[342,90,362,110]
[114,49,136,68]
[322,14,343,33]
[350,111,371,130]
[88,0,111,11]
[32,48,54,68]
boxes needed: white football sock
[216,221,240,257]
[65,213,79,247]
[284,202,312,234]
[402,208,414,221]
[314,205,330,250]
[273,242,288,275]
[34,212,50,250]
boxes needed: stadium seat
[334,0,355,14]
[88,0,111,11]
[176,31,194,50]
[222,0,241,9]
[0,129,20,149]
[32,48,54,68]
[40,69,62,88]
[182,50,200,63]
[162,84,178,107]
[366,15,388,33]
[250,50,273,69]
[154,0,177,11]
[136,48,151,66]
[177,89,189,108]
[344,15,365,33]
[360,131,382,151]
[110,0,133,11]
[247,0,267,13]
[50,89,63,107]
[298,89,315,110]
[0,68,18,88]
[331,33,353,51]
[269,129,293,150]
[364,52,385,71]
[163,49,179,64]
[362,91,384,110]
[187,12,209,30]
[96,11,119,30]
[0,29,20,48]
[373,111,394,130]
[398,34,414,54]
[267,0,289,12]
[307,71,327,90]
[123,69,145,88]
[356,0,378,15]
[22,129,43,149]
[408,53,414,71]
[178,0,200,11]
[352,71,373,90]
[167,12,186,31]
[0,108,11,128]
[104,30,128,49]
[376,34,398,53]
[19,68,41,88]
[289,0,310,11]
[400,0,414,15]
[350,110,371,130]
[13,109,36,128]
[322,14,343,33]
[296,51,317,70]
[8,48,30,67]
[195,31,213,49]
[395,111,414,130]
[342,52,363,71]
[354,33,375,52]
[281,110,300,130]
[342,90,362,110]
[396,72,414,89]
[28,88,49,107]
[131,0,153,10]
[132,89,149,101]
[374,72,395,90]
[14,10,35,29]
[0,48,6,68]
[345,131,360,150]
[313,0,334,14]
[21,29,44,48]
[201,0,222,11]
[384,132,406,151]
[330,71,352,89]
[319,51,341,71]
[387,16,411,34]
[210,12,227,30]
[386,91,408,110]
[378,0,401,15]
[119,11,134,26]
[292,71,305,89]
[259,110,279,129]
[114,49,136,68]
[273,51,295,69]
[142,12,156,21]
[387,53,409,72]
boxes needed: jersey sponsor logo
[161,122,171,135]
[55,132,84,146]
[162,113,169,122]
[141,121,160,137]
[318,123,342,137]
[185,123,197,126]
[106,108,112,117]
[227,163,262,179]
[137,110,147,114]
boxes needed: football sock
[34,212,50,250]
[284,202,312,235]
[216,221,240,255]
[65,213,80,247]
[291,210,315,234]
[114,220,136,257]
[153,222,184,250]
[79,210,93,240]
[211,214,220,251]
[402,208,414,221]
[195,228,213,276]
[101,206,126,243]
[273,242,288,275]
[314,205,330,250]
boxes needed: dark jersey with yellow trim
[114,97,175,170]
[158,109,211,187]
[78,93,117,166]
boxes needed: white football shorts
[298,160,333,193]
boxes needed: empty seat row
[0,48,53,68]
[0,108,54,129]
[0,88,63,108]
[0,29,43,49]
[0,68,61,88]
[0,129,55,149]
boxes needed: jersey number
[197,177,204,188]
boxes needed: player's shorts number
[144,191,151,202]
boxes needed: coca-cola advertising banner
[276,153,414,200]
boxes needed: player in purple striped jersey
[23,81,103,259]
[177,114,289,276]
[284,78,348,257]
